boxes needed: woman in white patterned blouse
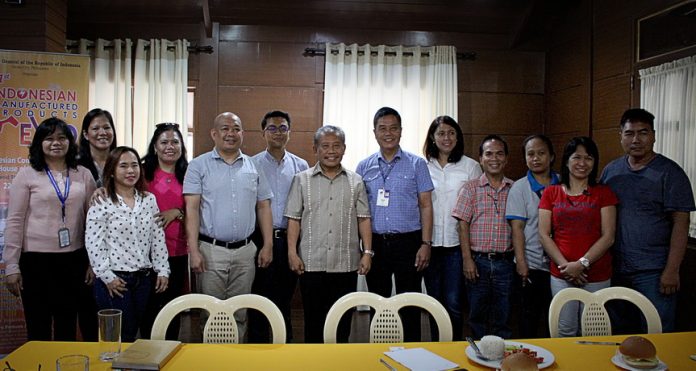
[85,146,170,342]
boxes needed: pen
[380,358,398,371]
[576,340,621,345]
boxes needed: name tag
[377,188,390,207]
[58,227,71,248]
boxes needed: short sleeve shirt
[183,149,273,241]
[600,154,695,274]
[538,184,618,281]
[451,174,514,253]
[356,148,433,234]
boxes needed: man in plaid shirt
[452,135,514,339]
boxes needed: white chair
[323,292,453,343]
[151,293,286,343]
[548,286,662,337]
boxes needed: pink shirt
[3,165,97,275]
[146,168,187,257]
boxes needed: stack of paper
[111,339,182,370]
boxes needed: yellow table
[4,332,696,370]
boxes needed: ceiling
[66,0,570,49]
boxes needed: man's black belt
[472,251,514,260]
[199,234,250,249]
[373,230,421,240]
[273,229,287,239]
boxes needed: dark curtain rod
[303,47,476,61]
[65,42,214,54]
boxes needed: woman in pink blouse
[140,123,189,340]
[3,117,96,340]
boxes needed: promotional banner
[0,49,89,354]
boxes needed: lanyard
[46,168,70,224]
[378,157,399,184]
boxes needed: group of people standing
[2,105,693,344]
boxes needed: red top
[539,184,618,281]
[147,168,187,257]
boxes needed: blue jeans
[94,270,153,342]
[424,246,463,340]
[466,254,514,339]
[609,271,676,333]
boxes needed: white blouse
[428,156,482,247]
[85,191,170,284]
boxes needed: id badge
[377,188,390,207]
[58,227,71,248]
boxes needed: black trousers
[19,249,87,341]
[299,271,356,343]
[77,248,98,341]
[249,231,297,343]
[367,230,423,342]
[516,269,551,338]
[141,254,189,340]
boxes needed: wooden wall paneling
[547,36,590,93]
[217,86,322,133]
[592,75,631,131]
[593,19,633,80]
[458,92,544,135]
[546,86,590,136]
[458,51,545,94]
[218,41,318,86]
[194,22,219,157]
[592,127,624,173]
[66,22,201,41]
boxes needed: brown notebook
[111,339,183,370]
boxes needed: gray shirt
[183,148,273,241]
[284,163,371,272]
[251,150,309,229]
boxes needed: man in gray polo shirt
[184,112,274,338]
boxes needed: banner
[0,49,89,354]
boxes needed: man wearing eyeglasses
[183,112,274,340]
[356,107,434,342]
[452,135,514,339]
[249,110,308,343]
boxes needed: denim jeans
[94,270,153,342]
[424,246,463,340]
[466,254,514,339]
[609,270,676,333]
[550,276,610,337]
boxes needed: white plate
[611,353,667,370]
[465,341,555,369]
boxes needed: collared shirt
[85,192,170,284]
[356,148,433,234]
[428,156,482,247]
[452,173,514,253]
[183,149,273,241]
[284,163,371,272]
[505,171,560,270]
[251,150,309,229]
[3,166,96,276]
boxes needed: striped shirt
[452,173,513,253]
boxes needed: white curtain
[77,38,133,147]
[74,38,189,154]
[133,39,189,154]
[639,55,696,237]
[323,43,458,171]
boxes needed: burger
[618,336,659,369]
[500,353,539,371]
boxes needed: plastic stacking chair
[548,286,662,337]
[323,291,453,343]
[151,293,286,343]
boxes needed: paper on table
[384,347,458,371]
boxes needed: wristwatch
[578,256,590,269]
[421,240,433,247]
[362,249,375,257]
[176,208,185,220]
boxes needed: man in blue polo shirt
[356,106,434,342]
[601,108,695,333]
[184,112,274,340]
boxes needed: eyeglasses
[156,122,180,129]
[264,125,289,133]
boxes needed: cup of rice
[479,335,506,360]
